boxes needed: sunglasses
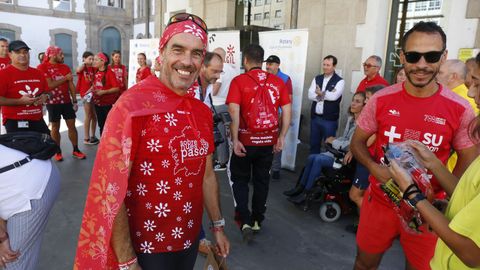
[403,51,444,64]
[167,13,208,33]
[363,63,378,69]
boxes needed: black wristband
[402,183,420,200]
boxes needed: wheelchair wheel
[319,202,341,222]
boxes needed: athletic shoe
[252,221,261,233]
[72,151,87,160]
[84,138,95,145]
[89,137,100,145]
[54,153,63,162]
[241,224,254,243]
[214,162,227,171]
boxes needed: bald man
[437,59,478,172]
[437,59,478,114]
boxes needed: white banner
[207,31,241,74]
[127,38,160,88]
[259,29,309,171]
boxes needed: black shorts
[46,103,76,122]
[352,162,370,190]
[4,119,51,134]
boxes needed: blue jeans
[310,115,338,154]
[300,153,334,190]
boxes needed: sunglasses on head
[167,13,208,33]
[403,50,444,64]
[363,63,378,69]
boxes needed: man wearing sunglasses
[75,13,229,270]
[351,21,478,270]
[356,55,389,93]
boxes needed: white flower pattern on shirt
[136,183,148,196]
[144,220,156,231]
[146,139,162,152]
[165,113,178,126]
[154,203,171,217]
[140,241,154,253]
[183,202,192,214]
[140,161,154,176]
[171,227,184,239]
[155,180,170,194]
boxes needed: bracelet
[118,256,137,270]
[210,226,224,233]
[402,183,420,200]
[0,232,8,243]
[211,218,225,228]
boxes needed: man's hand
[369,163,391,183]
[274,135,285,153]
[95,90,105,96]
[325,136,335,144]
[19,95,35,105]
[0,238,20,268]
[233,140,246,157]
[72,103,78,112]
[343,151,353,165]
[213,230,230,258]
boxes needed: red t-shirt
[356,73,389,93]
[92,68,120,106]
[125,85,214,253]
[0,56,10,70]
[0,65,48,122]
[76,65,96,97]
[136,67,152,83]
[110,64,127,93]
[37,62,72,104]
[226,69,291,146]
[357,83,476,205]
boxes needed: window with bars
[55,33,73,69]
[275,10,282,18]
[255,0,262,6]
[264,12,270,19]
[254,13,262,20]
[0,29,15,42]
[0,0,13,4]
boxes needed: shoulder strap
[0,156,32,174]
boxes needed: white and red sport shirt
[37,62,72,104]
[0,65,47,122]
[357,82,476,204]
[125,87,214,253]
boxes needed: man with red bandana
[351,22,477,270]
[37,46,86,161]
[74,13,229,270]
[227,44,291,242]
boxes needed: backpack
[243,73,279,133]
[0,132,59,173]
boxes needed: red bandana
[159,20,207,52]
[97,52,108,63]
[44,46,62,63]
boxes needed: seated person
[286,92,366,204]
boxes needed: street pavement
[38,105,404,270]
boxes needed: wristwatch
[211,218,225,228]
[406,193,426,209]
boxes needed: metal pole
[145,0,150,38]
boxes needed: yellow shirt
[430,156,480,270]
[447,84,478,172]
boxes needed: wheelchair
[299,144,356,222]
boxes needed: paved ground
[38,106,404,270]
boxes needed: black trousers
[4,119,50,134]
[94,105,112,135]
[137,238,199,270]
[229,145,274,226]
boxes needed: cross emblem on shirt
[384,126,402,143]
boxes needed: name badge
[18,121,29,128]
